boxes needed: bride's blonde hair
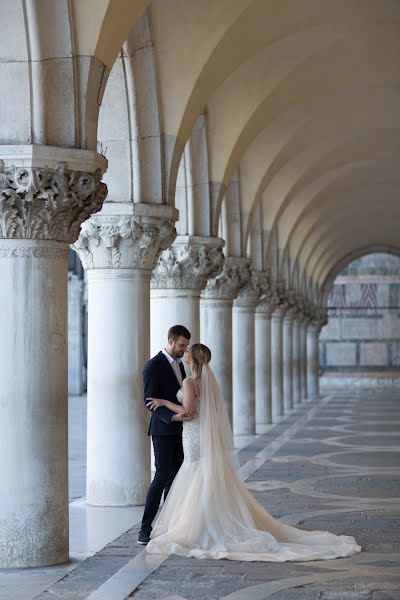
[189,343,212,379]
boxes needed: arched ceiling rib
[316,224,400,295]
[281,153,400,265]
[290,194,399,295]
[306,206,400,289]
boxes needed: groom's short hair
[168,325,191,341]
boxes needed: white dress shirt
[162,349,183,387]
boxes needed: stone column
[271,294,287,420]
[282,302,297,413]
[299,304,311,401]
[73,204,177,506]
[307,318,320,399]
[307,309,327,400]
[232,272,262,435]
[0,146,107,568]
[255,293,274,426]
[292,311,302,405]
[200,257,250,423]
[150,236,224,353]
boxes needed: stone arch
[98,9,164,205]
[320,245,400,307]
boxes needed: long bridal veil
[147,364,361,561]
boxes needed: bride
[145,343,361,562]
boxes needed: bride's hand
[146,398,165,410]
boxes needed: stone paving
[4,391,400,599]
[128,392,400,600]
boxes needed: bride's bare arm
[146,398,186,413]
[146,377,197,417]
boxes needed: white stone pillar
[0,147,107,568]
[300,314,310,401]
[292,316,302,405]
[271,301,287,420]
[232,273,262,435]
[151,288,201,350]
[68,273,84,395]
[73,205,177,506]
[201,258,250,423]
[283,308,296,412]
[255,299,274,425]
[151,235,224,356]
[307,319,321,399]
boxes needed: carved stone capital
[72,208,177,270]
[283,289,299,321]
[202,257,250,300]
[0,161,107,243]
[319,308,329,329]
[151,236,225,291]
[234,270,266,309]
[298,297,312,324]
[311,306,328,331]
[271,302,288,320]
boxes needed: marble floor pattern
[1,391,400,599]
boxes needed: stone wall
[320,254,400,372]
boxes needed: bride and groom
[138,324,361,561]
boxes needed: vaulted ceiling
[4,0,400,304]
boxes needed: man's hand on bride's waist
[146,398,166,410]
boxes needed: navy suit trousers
[140,435,184,534]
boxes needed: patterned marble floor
[2,392,400,600]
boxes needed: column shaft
[0,240,69,567]
[86,269,151,505]
[68,274,84,395]
[232,306,256,434]
[255,309,272,425]
[283,315,294,412]
[200,298,233,422]
[307,324,320,399]
[292,319,301,404]
[300,321,308,401]
[151,289,201,356]
[271,309,284,419]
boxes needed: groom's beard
[171,345,185,359]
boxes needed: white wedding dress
[146,367,361,562]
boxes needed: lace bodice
[177,379,201,465]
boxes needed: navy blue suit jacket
[143,351,186,437]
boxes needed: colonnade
[0,152,326,568]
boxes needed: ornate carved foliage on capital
[0,162,107,243]
[257,280,288,317]
[282,289,299,320]
[234,271,266,309]
[151,241,225,290]
[72,215,176,270]
[310,306,328,331]
[202,258,251,300]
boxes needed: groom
[138,324,193,545]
